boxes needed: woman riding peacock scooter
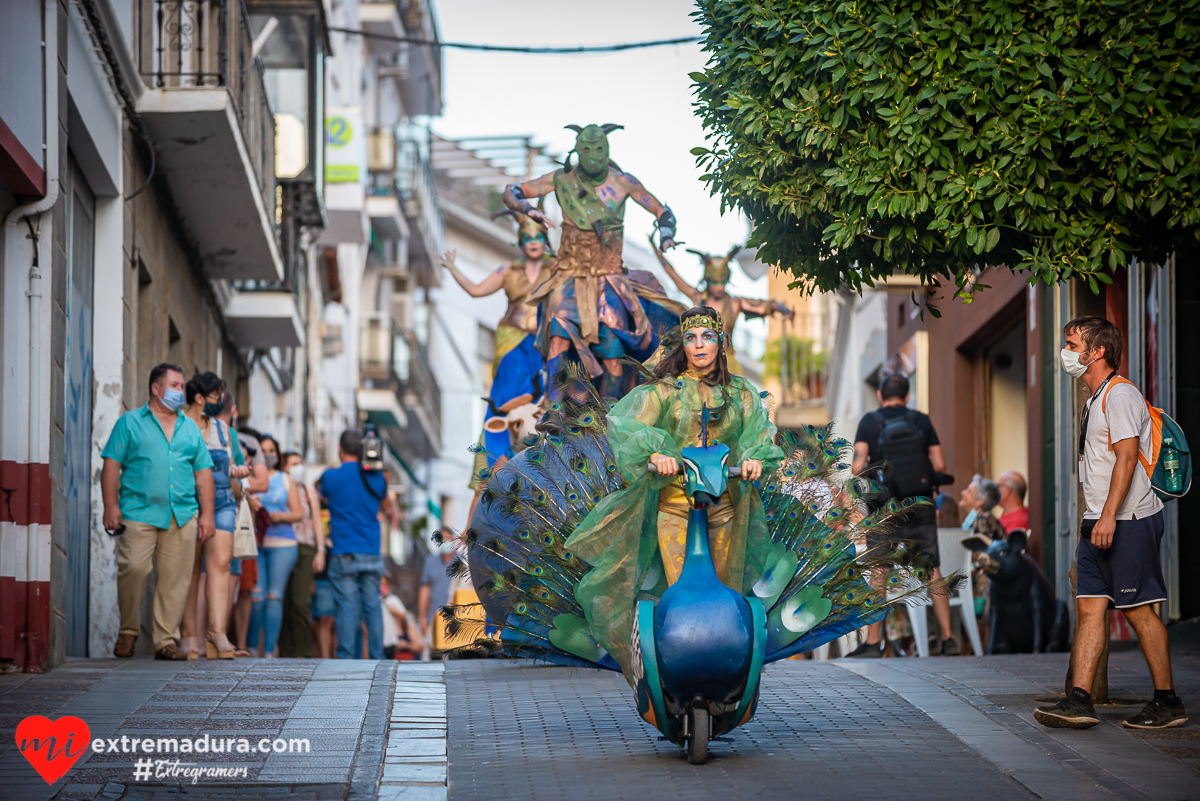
[446,306,952,763]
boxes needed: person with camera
[847,373,956,657]
[318,428,398,659]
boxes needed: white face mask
[1059,348,1093,379]
[289,465,305,483]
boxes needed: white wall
[987,322,1028,482]
[829,290,888,443]
[87,190,125,656]
[427,223,510,533]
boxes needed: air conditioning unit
[360,317,391,366]
[367,129,395,173]
[319,320,344,358]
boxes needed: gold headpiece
[703,258,733,286]
[681,313,724,343]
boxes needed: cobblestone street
[2,652,1196,800]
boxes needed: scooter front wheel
[686,707,709,764]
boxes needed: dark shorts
[867,508,940,568]
[1078,512,1166,609]
[311,577,336,619]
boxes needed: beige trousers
[656,483,735,587]
[116,515,197,649]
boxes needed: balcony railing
[369,125,445,284]
[361,313,442,456]
[766,314,830,409]
[138,0,276,220]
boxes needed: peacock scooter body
[632,417,768,764]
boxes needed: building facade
[0,0,448,673]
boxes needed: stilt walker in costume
[440,212,554,486]
[444,306,956,761]
[502,124,685,400]
[651,239,794,377]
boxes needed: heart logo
[15,715,91,784]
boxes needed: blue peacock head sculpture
[679,404,730,506]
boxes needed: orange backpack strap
[1100,376,1154,473]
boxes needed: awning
[357,388,407,429]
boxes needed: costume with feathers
[446,363,951,695]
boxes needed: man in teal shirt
[101,363,215,660]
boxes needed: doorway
[984,322,1028,483]
[64,156,95,657]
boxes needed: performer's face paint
[707,282,727,299]
[683,327,720,373]
[521,236,546,260]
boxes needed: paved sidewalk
[446,659,1038,801]
[855,651,1200,799]
[446,654,1197,801]
[0,658,448,801]
[1,652,1195,800]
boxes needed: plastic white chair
[904,528,983,657]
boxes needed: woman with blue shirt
[247,435,304,656]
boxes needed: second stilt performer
[439,211,553,488]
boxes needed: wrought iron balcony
[360,313,442,459]
[135,0,283,281]
[767,312,833,429]
[367,124,445,288]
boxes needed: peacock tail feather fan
[442,385,959,672]
[440,367,625,670]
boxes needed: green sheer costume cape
[564,374,784,677]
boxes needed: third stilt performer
[650,239,793,377]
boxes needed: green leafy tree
[690,1,1200,298]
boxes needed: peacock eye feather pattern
[443,380,958,671]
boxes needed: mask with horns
[565,123,623,182]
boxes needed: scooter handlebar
[646,462,742,478]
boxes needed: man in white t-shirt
[1035,316,1185,731]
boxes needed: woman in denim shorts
[179,372,246,658]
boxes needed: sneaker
[927,636,943,656]
[845,640,884,659]
[1034,695,1100,729]
[941,637,961,656]
[1123,699,1187,730]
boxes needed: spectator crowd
[100,363,446,661]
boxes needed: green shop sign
[325,109,365,183]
